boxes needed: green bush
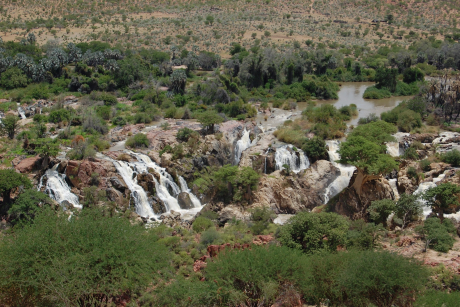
[403,67,424,84]
[250,207,275,235]
[301,137,328,163]
[420,159,431,172]
[126,133,149,148]
[397,109,422,132]
[0,209,169,306]
[363,86,391,99]
[415,291,460,307]
[176,127,198,142]
[0,67,29,89]
[100,92,118,106]
[192,217,213,233]
[440,149,460,167]
[367,198,396,226]
[200,227,221,246]
[112,116,126,126]
[278,212,349,254]
[49,108,71,123]
[417,218,456,253]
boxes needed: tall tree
[423,182,460,222]
[0,169,32,205]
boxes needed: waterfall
[130,152,202,213]
[323,140,356,204]
[414,181,437,218]
[113,160,156,219]
[179,176,202,208]
[264,156,267,174]
[386,132,410,157]
[234,129,254,165]
[388,178,400,200]
[274,145,310,173]
[38,164,82,209]
[18,107,26,120]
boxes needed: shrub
[176,127,198,142]
[126,133,149,148]
[440,149,460,167]
[112,116,126,126]
[100,92,118,106]
[192,216,213,233]
[278,212,349,254]
[66,141,96,160]
[420,159,431,172]
[367,199,396,226]
[358,113,379,125]
[403,146,419,160]
[82,112,108,134]
[363,86,391,99]
[0,209,169,306]
[301,137,327,163]
[415,291,460,307]
[0,67,29,89]
[200,227,221,245]
[49,108,71,123]
[397,109,422,132]
[416,218,456,253]
[407,166,418,179]
[250,207,275,235]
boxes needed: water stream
[234,129,255,165]
[323,140,356,204]
[274,145,310,173]
[38,164,82,209]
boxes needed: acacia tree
[197,110,223,133]
[423,182,460,222]
[0,169,32,205]
[34,138,60,169]
[0,114,20,139]
[338,121,398,194]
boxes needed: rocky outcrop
[252,160,340,213]
[65,159,117,189]
[110,177,127,192]
[239,133,276,172]
[106,187,124,204]
[15,156,41,173]
[177,192,194,209]
[329,172,395,220]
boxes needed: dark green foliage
[346,220,384,250]
[197,110,223,133]
[114,56,150,88]
[422,182,460,221]
[415,291,460,307]
[407,166,418,179]
[250,207,275,235]
[48,108,71,123]
[0,114,20,139]
[363,85,391,99]
[200,227,221,245]
[357,113,379,125]
[0,169,32,205]
[278,211,349,254]
[0,209,169,306]
[394,193,423,228]
[403,67,424,83]
[8,189,52,225]
[100,92,118,106]
[112,116,126,126]
[0,67,29,89]
[176,127,198,142]
[301,137,328,163]
[375,67,398,92]
[126,133,149,148]
[192,216,213,233]
[82,112,108,134]
[416,218,456,253]
[76,41,111,53]
[368,198,396,226]
[420,159,431,171]
[440,149,460,167]
[66,141,96,160]
[397,109,422,132]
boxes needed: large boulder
[106,187,124,204]
[252,160,340,213]
[177,192,194,209]
[329,171,395,220]
[15,156,41,173]
[110,176,127,192]
[65,159,116,189]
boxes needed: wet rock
[137,173,155,194]
[106,187,124,203]
[177,192,194,209]
[218,205,249,225]
[150,197,166,215]
[252,160,340,213]
[57,160,68,173]
[110,176,127,192]
[329,172,395,220]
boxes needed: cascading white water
[130,152,202,213]
[179,176,202,208]
[414,181,437,218]
[17,107,26,120]
[386,132,410,157]
[113,160,156,219]
[388,178,400,200]
[323,140,356,204]
[274,145,310,173]
[38,164,82,209]
[234,129,253,165]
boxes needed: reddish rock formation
[15,156,41,173]
[65,159,117,189]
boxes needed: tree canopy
[423,182,460,222]
[0,169,32,205]
[197,110,223,133]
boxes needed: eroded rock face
[329,173,395,220]
[15,156,41,173]
[65,159,117,189]
[252,160,340,213]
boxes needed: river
[256,82,412,130]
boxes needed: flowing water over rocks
[39,164,81,209]
[274,145,310,173]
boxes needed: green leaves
[0,209,169,305]
[422,182,460,221]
